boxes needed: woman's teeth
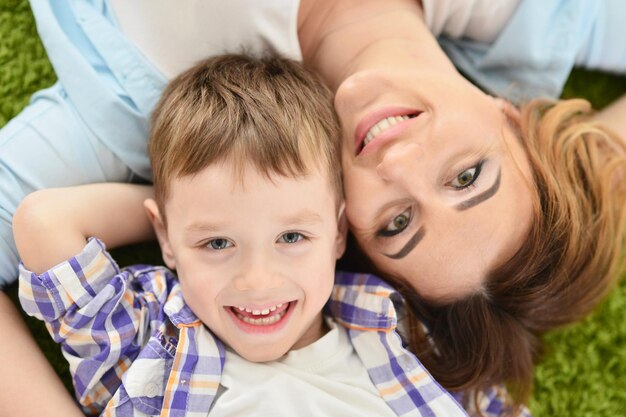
[364,115,412,146]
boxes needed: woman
[323,0,626,408]
[1,0,624,415]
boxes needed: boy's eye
[450,162,483,189]
[378,209,411,237]
[279,232,304,244]
[206,238,233,250]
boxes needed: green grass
[1,2,625,415]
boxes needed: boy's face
[146,163,346,362]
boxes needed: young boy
[15,54,470,417]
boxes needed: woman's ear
[144,199,176,270]
[496,97,522,127]
[335,203,348,259]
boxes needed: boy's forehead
[159,158,342,224]
[170,160,332,191]
[161,164,341,229]
[166,162,336,201]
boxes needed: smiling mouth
[229,302,292,326]
[357,112,421,155]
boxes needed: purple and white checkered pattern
[19,238,530,417]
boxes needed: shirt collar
[163,284,202,327]
[326,272,404,331]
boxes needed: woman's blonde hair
[390,98,626,415]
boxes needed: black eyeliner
[452,160,484,190]
[376,209,411,238]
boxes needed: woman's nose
[376,142,423,184]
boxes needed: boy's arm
[14,183,159,412]
[14,183,154,274]
[18,239,174,413]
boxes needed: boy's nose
[234,256,282,291]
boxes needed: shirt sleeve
[18,237,172,413]
[437,0,603,103]
[455,385,532,417]
[574,0,626,74]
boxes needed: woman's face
[336,67,535,302]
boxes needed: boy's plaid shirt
[19,238,530,417]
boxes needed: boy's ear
[335,203,348,259]
[144,199,176,270]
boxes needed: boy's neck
[291,313,330,350]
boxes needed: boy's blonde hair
[149,54,341,217]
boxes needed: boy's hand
[13,183,155,274]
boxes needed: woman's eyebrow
[380,169,501,260]
[382,170,501,260]
[383,227,426,259]
[455,170,502,211]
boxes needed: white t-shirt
[209,320,396,416]
[108,0,520,79]
[108,0,302,79]
[421,0,520,43]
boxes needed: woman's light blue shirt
[438,0,625,103]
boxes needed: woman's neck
[298,0,454,91]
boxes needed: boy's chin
[235,346,289,363]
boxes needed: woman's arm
[593,94,626,146]
[0,292,85,417]
[13,183,154,275]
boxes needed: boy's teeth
[236,309,287,326]
[363,115,411,146]
[236,303,285,316]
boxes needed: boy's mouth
[228,302,293,326]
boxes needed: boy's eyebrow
[279,210,324,225]
[184,211,324,233]
[184,221,223,233]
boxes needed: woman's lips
[354,108,422,156]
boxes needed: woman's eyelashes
[375,160,486,239]
[378,208,411,237]
[449,160,484,190]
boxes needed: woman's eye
[206,238,233,250]
[378,209,411,237]
[451,162,483,189]
[279,232,304,244]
